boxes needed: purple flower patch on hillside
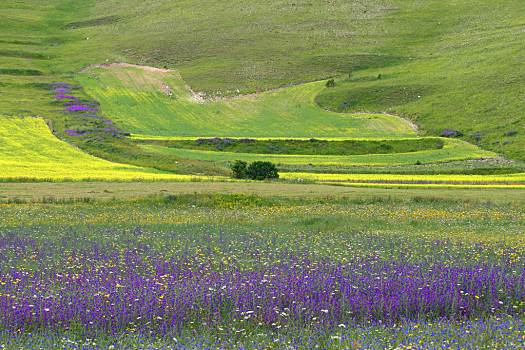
[53,82,127,139]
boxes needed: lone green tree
[246,161,279,180]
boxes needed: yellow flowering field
[0,117,209,181]
[282,172,525,188]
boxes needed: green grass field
[74,64,506,174]
[140,138,496,167]
[75,65,416,138]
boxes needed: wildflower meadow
[0,196,524,349]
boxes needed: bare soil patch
[78,62,174,74]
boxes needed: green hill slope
[75,65,416,138]
[0,0,523,168]
[79,0,524,160]
[75,65,501,171]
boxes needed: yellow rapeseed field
[282,172,525,188]
[0,117,210,181]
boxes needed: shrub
[246,161,279,180]
[325,78,335,88]
[231,160,248,179]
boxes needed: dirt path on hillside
[78,62,174,74]
[373,113,419,132]
[400,117,419,132]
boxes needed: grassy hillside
[64,0,524,160]
[0,0,523,174]
[76,65,416,138]
[77,65,504,173]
